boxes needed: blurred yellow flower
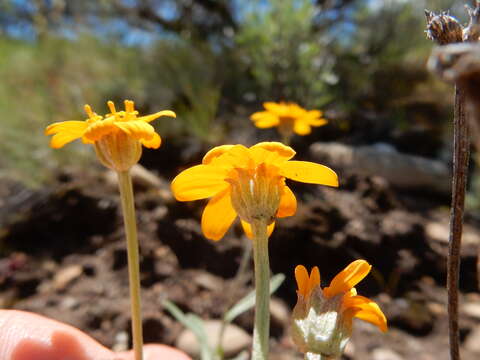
[250,102,327,136]
[292,260,387,357]
[45,100,175,171]
[171,142,338,241]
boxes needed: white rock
[59,296,79,310]
[270,298,289,325]
[112,331,129,352]
[463,302,480,319]
[465,326,480,353]
[343,341,355,357]
[175,320,251,357]
[53,265,82,290]
[372,348,403,360]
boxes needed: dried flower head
[425,10,463,45]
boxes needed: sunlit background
[0,0,465,185]
[2,1,480,359]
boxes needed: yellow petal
[323,260,372,298]
[138,110,176,123]
[308,266,320,295]
[279,160,338,187]
[309,118,328,127]
[277,185,297,218]
[287,103,307,117]
[171,164,229,201]
[343,295,387,332]
[202,145,235,164]
[83,118,117,142]
[293,120,312,135]
[212,144,253,168]
[264,101,287,115]
[250,142,296,165]
[306,110,323,118]
[45,121,88,148]
[295,265,309,297]
[114,120,156,141]
[141,132,162,149]
[354,306,388,333]
[294,265,320,299]
[251,112,280,128]
[201,189,237,241]
[241,220,275,239]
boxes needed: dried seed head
[425,10,463,45]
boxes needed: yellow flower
[45,100,176,171]
[171,142,338,241]
[250,102,327,136]
[292,260,387,357]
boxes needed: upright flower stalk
[117,170,144,360]
[251,219,270,360]
[46,100,175,360]
[171,142,338,359]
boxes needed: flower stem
[117,170,144,360]
[281,133,292,146]
[251,219,270,360]
[447,85,469,360]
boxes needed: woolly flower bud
[292,288,352,357]
[291,262,387,358]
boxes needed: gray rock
[463,302,480,319]
[465,326,480,353]
[53,265,82,290]
[175,320,251,357]
[372,348,403,360]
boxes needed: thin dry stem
[425,7,477,360]
[447,86,469,360]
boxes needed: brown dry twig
[424,4,480,359]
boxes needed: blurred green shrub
[235,0,334,107]
[0,34,225,185]
[0,34,145,185]
[144,40,223,144]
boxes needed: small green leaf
[224,273,285,323]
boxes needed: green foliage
[0,35,145,185]
[0,0,462,183]
[145,40,223,143]
[0,34,226,184]
[236,0,334,107]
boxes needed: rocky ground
[1,152,480,360]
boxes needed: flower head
[291,260,387,358]
[171,142,338,241]
[250,102,327,137]
[45,100,176,171]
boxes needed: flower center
[279,116,295,136]
[226,163,283,224]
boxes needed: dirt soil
[1,161,480,360]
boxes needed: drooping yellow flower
[292,260,387,357]
[171,142,338,241]
[250,102,327,136]
[45,100,176,171]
